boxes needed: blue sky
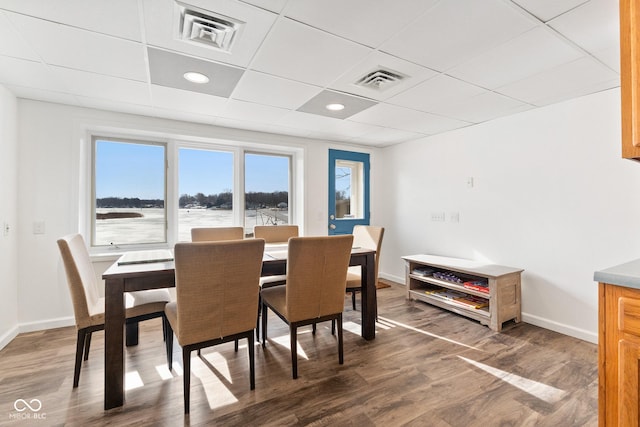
[95,140,289,199]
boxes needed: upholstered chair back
[173,239,265,346]
[253,225,298,243]
[191,226,244,242]
[352,225,385,283]
[57,234,101,329]
[285,235,353,322]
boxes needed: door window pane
[244,153,290,235]
[94,139,166,246]
[178,148,234,241]
[335,159,364,219]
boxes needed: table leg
[104,278,125,409]
[361,252,376,340]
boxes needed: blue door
[328,149,370,235]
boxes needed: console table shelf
[403,254,523,331]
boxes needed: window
[93,137,166,247]
[244,153,290,235]
[335,159,364,219]
[90,134,297,250]
[178,148,234,241]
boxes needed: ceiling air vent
[355,68,407,91]
[176,1,244,53]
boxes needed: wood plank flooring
[0,282,597,426]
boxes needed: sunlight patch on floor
[268,333,309,360]
[458,356,568,403]
[378,316,481,350]
[155,363,174,380]
[124,371,144,391]
[198,351,232,382]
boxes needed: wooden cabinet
[620,0,640,160]
[598,282,640,426]
[403,254,522,332]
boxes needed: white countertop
[594,258,640,289]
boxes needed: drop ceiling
[0,0,619,147]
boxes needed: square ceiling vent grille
[176,1,244,53]
[355,68,407,91]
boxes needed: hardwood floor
[0,283,597,426]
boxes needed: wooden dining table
[101,244,376,410]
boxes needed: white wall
[14,100,376,332]
[377,88,640,343]
[0,85,19,348]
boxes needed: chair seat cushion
[261,286,287,318]
[260,275,287,289]
[86,289,171,327]
[346,269,361,289]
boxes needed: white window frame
[85,129,300,254]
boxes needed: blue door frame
[328,149,370,235]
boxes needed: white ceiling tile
[221,99,290,123]
[5,11,147,81]
[352,126,426,145]
[594,46,620,73]
[349,103,471,135]
[231,71,321,109]
[496,56,619,105]
[549,0,619,63]
[0,56,69,92]
[511,0,589,22]
[380,0,537,71]
[53,67,151,105]
[250,18,372,86]
[142,0,277,68]
[0,0,142,41]
[77,97,158,118]
[0,11,40,60]
[434,91,533,123]
[151,85,228,116]
[239,0,288,14]
[387,74,486,113]
[328,51,438,101]
[447,27,584,89]
[284,0,439,47]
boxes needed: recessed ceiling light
[326,103,345,111]
[183,71,209,84]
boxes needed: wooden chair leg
[73,329,86,388]
[183,347,191,414]
[261,303,268,347]
[165,322,174,370]
[83,331,92,361]
[338,314,344,365]
[290,324,298,379]
[126,321,139,346]
[248,333,255,390]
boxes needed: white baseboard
[378,272,597,344]
[0,326,19,351]
[522,313,597,344]
[379,272,404,284]
[18,316,75,334]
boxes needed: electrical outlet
[450,212,460,223]
[431,212,445,222]
[2,222,9,237]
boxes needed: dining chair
[260,235,353,379]
[346,225,385,311]
[253,225,299,243]
[165,239,265,414]
[190,225,246,352]
[191,226,244,242]
[57,234,171,388]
